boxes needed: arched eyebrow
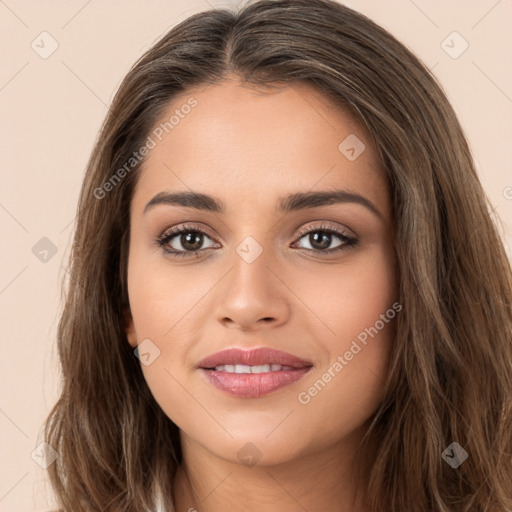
[143,189,382,219]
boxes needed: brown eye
[175,231,206,251]
[293,224,358,255]
[156,224,219,258]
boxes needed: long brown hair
[42,0,512,510]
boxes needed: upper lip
[197,347,313,369]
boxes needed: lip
[197,347,313,398]
[197,347,312,369]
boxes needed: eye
[292,223,358,255]
[155,223,219,259]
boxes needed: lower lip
[199,367,312,398]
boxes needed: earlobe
[123,307,138,348]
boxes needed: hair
[42,0,512,510]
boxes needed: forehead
[131,79,389,217]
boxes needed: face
[124,78,398,467]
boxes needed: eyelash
[154,222,358,259]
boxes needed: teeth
[251,364,271,373]
[235,364,251,373]
[212,364,295,373]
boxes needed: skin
[124,76,398,512]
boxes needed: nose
[214,242,291,331]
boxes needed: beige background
[1,0,511,510]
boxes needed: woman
[43,0,512,510]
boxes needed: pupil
[182,232,202,250]
[310,232,331,250]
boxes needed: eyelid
[158,222,217,241]
[293,221,356,241]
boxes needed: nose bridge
[214,232,290,329]
[229,232,278,299]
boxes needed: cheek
[126,250,219,428]
[291,243,397,344]
[290,247,398,439]
[127,271,199,431]
[126,240,213,341]
[294,317,395,451]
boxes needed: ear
[123,306,138,348]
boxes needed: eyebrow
[143,189,382,218]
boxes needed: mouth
[197,347,313,398]
[205,363,299,373]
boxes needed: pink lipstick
[197,347,313,398]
